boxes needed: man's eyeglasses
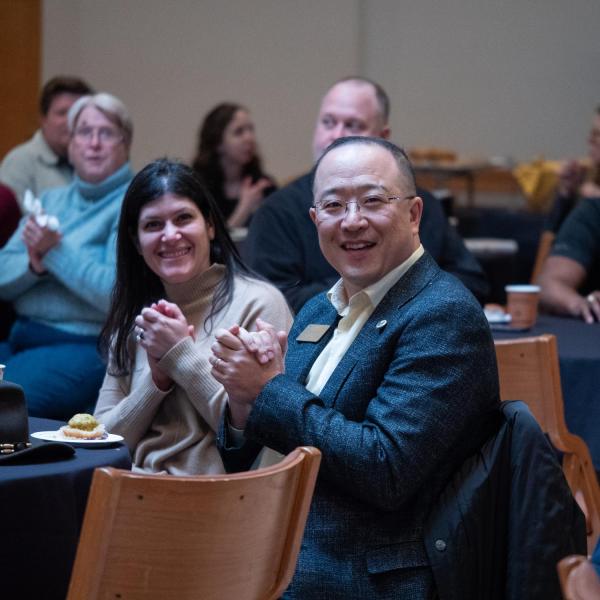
[73,126,123,145]
[313,194,416,221]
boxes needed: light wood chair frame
[494,334,600,554]
[67,446,321,600]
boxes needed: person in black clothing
[243,77,488,312]
[539,198,600,323]
[191,103,275,228]
[545,105,600,232]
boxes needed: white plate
[31,430,124,447]
[484,309,512,324]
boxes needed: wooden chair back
[557,555,600,600]
[494,334,600,553]
[530,230,555,283]
[67,446,321,600]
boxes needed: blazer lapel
[377,251,440,314]
[286,301,340,383]
[319,253,440,405]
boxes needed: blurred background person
[0,92,134,419]
[191,102,276,228]
[0,183,20,247]
[95,159,291,475]
[0,184,20,340]
[539,197,600,323]
[545,105,600,232]
[244,77,488,313]
[0,75,93,209]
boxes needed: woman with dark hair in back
[191,103,276,228]
[95,159,291,474]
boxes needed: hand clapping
[135,299,195,391]
[209,318,287,428]
[558,160,586,197]
[135,299,195,359]
[239,176,272,213]
[22,216,61,274]
[580,291,600,323]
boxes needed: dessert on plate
[60,413,106,440]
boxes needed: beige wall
[43,0,600,180]
[364,0,600,162]
[42,0,359,179]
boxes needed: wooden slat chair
[494,334,600,554]
[67,446,321,600]
[557,554,600,599]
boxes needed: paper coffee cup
[505,284,541,329]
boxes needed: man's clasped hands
[209,318,287,429]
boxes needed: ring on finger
[587,294,596,304]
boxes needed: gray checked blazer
[219,252,500,600]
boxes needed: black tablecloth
[0,417,131,599]
[493,315,600,469]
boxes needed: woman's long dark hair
[191,103,266,196]
[99,158,251,376]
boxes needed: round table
[493,314,600,470]
[0,417,131,600]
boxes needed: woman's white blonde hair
[68,92,133,146]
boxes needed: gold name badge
[296,324,331,343]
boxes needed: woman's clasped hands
[135,299,195,391]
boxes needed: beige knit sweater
[94,264,292,475]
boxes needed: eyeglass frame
[312,193,417,220]
[72,125,124,145]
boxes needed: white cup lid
[505,284,541,293]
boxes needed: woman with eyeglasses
[0,92,134,420]
[191,103,276,228]
[94,159,291,475]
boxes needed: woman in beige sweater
[94,159,291,474]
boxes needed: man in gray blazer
[211,136,500,599]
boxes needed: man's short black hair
[40,76,94,115]
[312,136,416,195]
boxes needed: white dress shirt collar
[327,244,425,315]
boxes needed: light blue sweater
[0,162,133,336]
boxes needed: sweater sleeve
[94,364,170,450]
[235,278,294,333]
[41,226,118,312]
[158,336,226,433]
[0,219,42,299]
